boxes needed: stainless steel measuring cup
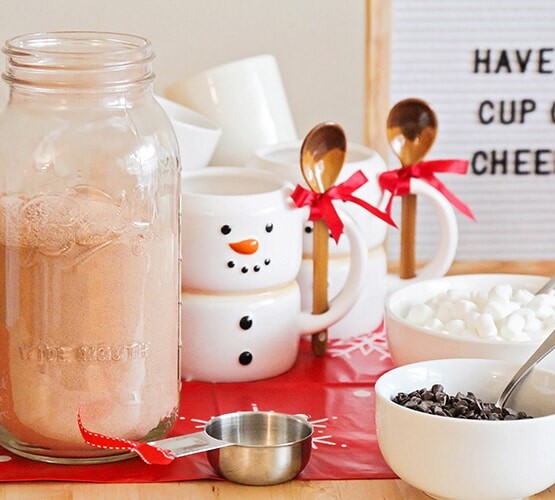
[149,411,313,485]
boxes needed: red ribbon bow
[378,159,475,220]
[291,169,396,243]
[77,410,175,465]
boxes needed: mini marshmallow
[527,295,554,320]
[406,303,434,325]
[475,313,498,338]
[443,319,467,336]
[482,300,519,321]
[434,301,453,324]
[425,292,448,311]
[424,318,444,331]
[513,288,535,305]
[488,284,513,303]
[470,290,488,309]
[451,299,477,318]
[499,312,527,341]
[540,292,555,308]
[523,311,543,334]
[464,310,481,329]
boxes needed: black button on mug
[238,351,253,365]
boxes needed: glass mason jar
[0,32,181,463]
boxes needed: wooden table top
[2,260,555,499]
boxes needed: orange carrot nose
[229,239,259,255]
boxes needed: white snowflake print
[181,403,346,450]
[310,416,346,449]
[328,330,391,360]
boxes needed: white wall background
[0,0,367,143]
[4,1,549,263]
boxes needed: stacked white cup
[165,54,298,166]
[180,167,367,382]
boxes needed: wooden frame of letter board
[364,0,398,268]
[364,0,391,160]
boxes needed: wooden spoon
[300,122,347,356]
[386,98,438,279]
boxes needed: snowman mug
[180,167,367,382]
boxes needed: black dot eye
[265,223,273,233]
[238,351,253,365]
[304,225,312,234]
[239,316,253,330]
[220,225,231,235]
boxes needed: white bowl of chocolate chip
[375,358,555,500]
[385,274,555,370]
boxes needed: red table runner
[0,328,396,482]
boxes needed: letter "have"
[474,48,554,74]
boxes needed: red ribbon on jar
[291,169,397,243]
[77,410,175,465]
[378,159,476,221]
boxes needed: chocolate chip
[392,386,533,420]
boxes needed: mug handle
[387,177,458,291]
[298,210,367,335]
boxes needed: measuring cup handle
[298,210,367,335]
[148,431,230,458]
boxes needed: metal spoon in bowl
[535,274,555,295]
[495,276,555,408]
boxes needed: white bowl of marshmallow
[385,274,555,370]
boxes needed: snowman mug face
[181,168,306,293]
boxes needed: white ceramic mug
[155,96,221,171]
[180,167,367,382]
[250,141,458,339]
[165,55,297,166]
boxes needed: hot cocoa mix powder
[0,193,180,455]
